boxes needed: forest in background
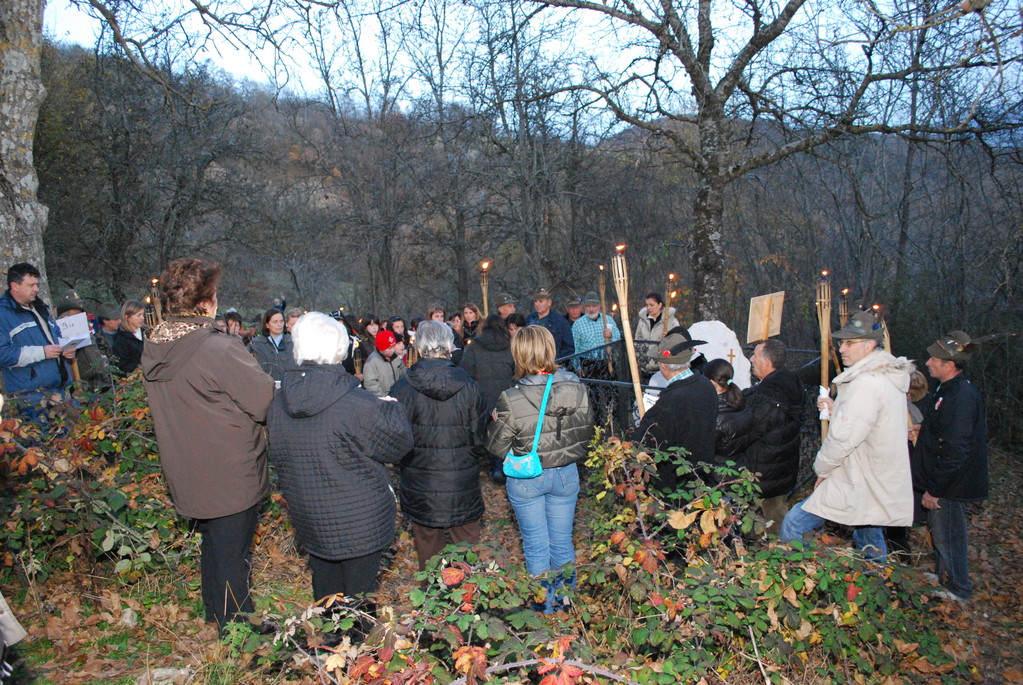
[35,35,1022,445]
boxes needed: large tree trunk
[0,0,49,300]
[691,179,725,321]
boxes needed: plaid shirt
[572,314,621,360]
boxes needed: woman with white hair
[267,312,414,621]
[390,321,489,571]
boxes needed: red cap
[375,330,397,353]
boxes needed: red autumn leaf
[609,531,626,545]
[441,567,465,586]
[846,583,861,601]
[649,593,664,607]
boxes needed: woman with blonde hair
[112,299,146,373]
[485,325,593,613]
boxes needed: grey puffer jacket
[249,334,298,382]
[485,368,593,469]
[268,364,414,561]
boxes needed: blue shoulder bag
[503,374,553,480]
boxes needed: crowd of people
[0,260,991,645]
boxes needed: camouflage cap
[832,310,884,341]
[927,330,974,361]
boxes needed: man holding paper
[0,263,74,403]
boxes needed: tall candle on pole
[480,260,492,319]
[611,244,645,418]
[815,271,832,439]
[664,272,676,329]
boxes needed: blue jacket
[525,310,575,359]
[0,291,68,395]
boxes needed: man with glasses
[780,311,915,560]
[916,331,987,602]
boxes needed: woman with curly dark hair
[141,258,274,632]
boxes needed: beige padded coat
[803,350,915,527]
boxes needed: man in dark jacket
[0,263,74,405]
[743,339,805,534]
[525,288,574,359]
[391,321,489,571]
[917,331,988,602]
[632,329,717,496]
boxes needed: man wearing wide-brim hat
[915,330,987,602]
[495,294,517,319]
[525,288,574,359]
[572,291,621,366]
[780,310,916,560]
[631,327,717,493]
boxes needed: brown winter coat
[141,316,275,519]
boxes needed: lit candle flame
[145,296,151,304]
[668,273,676,281]
[615,244,626,253]
[480,260,491,271]
[821,270,829,278]
[872,303,881,311]
[841,288,850,295]
[670,290,677,299]
[151,278,159,285]
[599,264,604,272]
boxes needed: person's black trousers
[308,550,384,602]
[196,504,259,630]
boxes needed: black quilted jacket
[391,358,489,528]
[740,368,805,498]
[268,364,414,560]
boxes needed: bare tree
[523,0,1023,318]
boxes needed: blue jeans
[928,498,972,600]
[506,463,579,610]
[780,498,888,562]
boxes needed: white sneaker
[929,587,968,603]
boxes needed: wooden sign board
[747,291,785,344]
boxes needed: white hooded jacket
[804,349,915,527]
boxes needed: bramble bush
[0,373,192,586]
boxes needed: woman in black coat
[112,299,145,373]
[461,314,516,482]
[704,359,756,472]
[267,312,414,608]
[390,321,489,571]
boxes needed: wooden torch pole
[480,260,491,319]
[816,271,832,440]
[612,245,645,418]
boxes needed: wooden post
[611,245,645,418]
